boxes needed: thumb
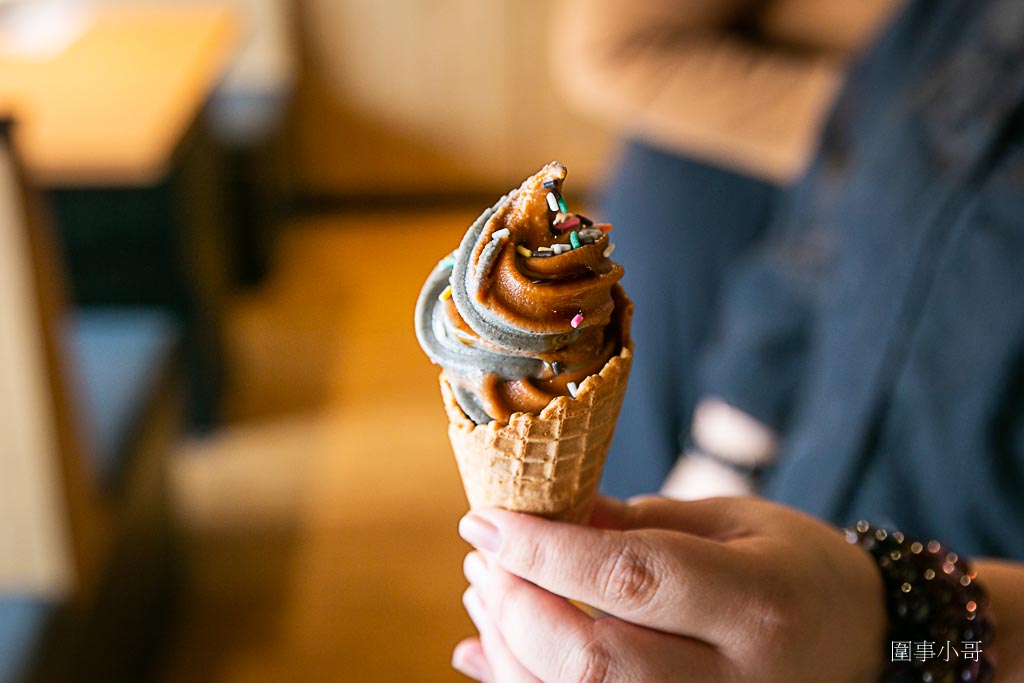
[604,495,759,542]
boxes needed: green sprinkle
[557,195,568,213]
[438,256,455,270]
[569,231,581,249]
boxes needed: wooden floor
[161,208,486,682]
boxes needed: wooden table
[0,5,236,186]
[0,6,238,428]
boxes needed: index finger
[459,508,752,645]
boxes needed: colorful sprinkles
[499,187,616,366]
[428,176,622,417]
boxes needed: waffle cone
[440,346,632,523]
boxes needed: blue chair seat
[65,309,179,489]
[0,599,52,683]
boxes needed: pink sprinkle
[553,216,581,232]
[570,313,584,329]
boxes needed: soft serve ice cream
[415,162,630,424]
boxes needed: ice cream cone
[440,345,632,523]
[417,162,634,523]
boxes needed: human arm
[453,496,1021,681]
[553,0,897,181]
[973,560,1024,679]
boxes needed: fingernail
[459,513,501,553]
[463,587,487,630]
[452,642,486,681]
[452,653,483,681]
[463,551,488,586]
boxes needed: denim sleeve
[698,217,832,433]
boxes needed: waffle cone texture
[440,346,632,523]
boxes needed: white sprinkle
[551,243,572,255]
[554,212,572,224]
[603,243,616,258]
[536,246,553,252]
[491,228,510,241]
[546,192,560,212]
[566,381,579,398]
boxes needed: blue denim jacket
[703,0,1024,558]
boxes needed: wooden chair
[0,118,184,682]
[0,116,108,680]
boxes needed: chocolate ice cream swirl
[415,162,628,424]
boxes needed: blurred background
[1,0,903,679]
[0,0,616,681]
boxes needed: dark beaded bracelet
[845,522,995,683]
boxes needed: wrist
[845,523,996,683]
[845,537,888,683]
[973,560,1024,681]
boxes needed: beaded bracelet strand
[845,522,995,683]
